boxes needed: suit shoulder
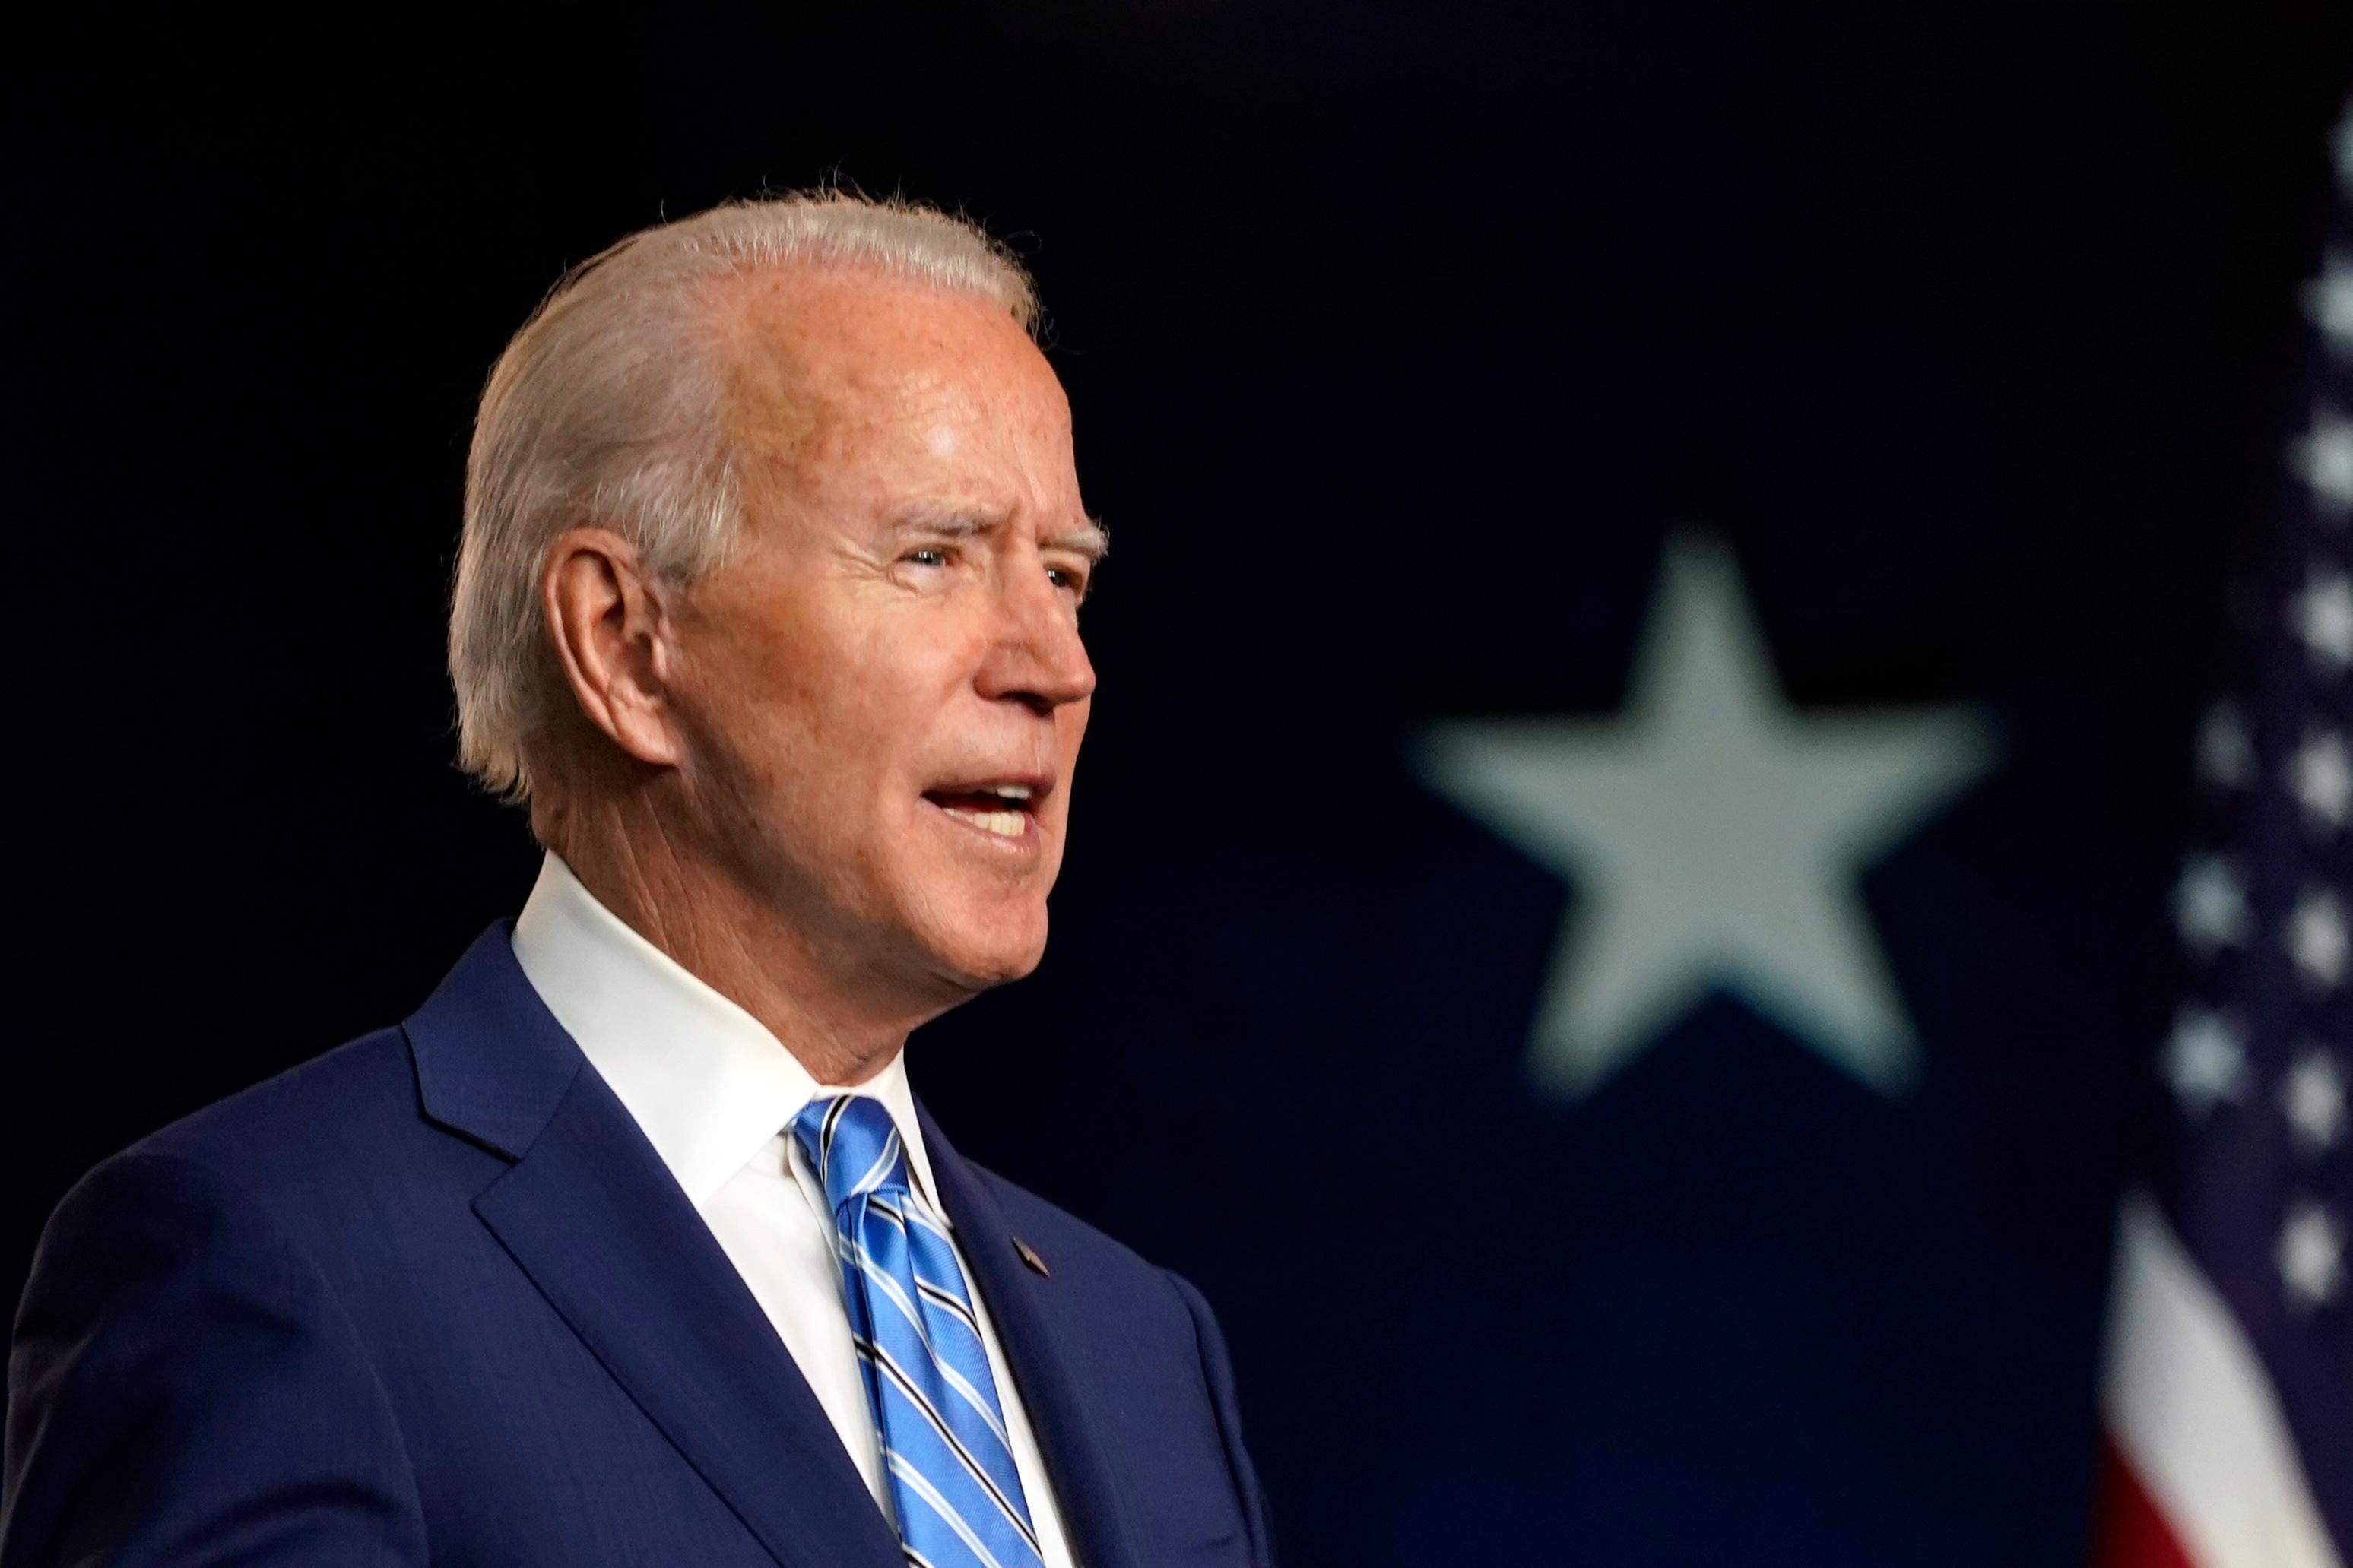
[67,1024,496,1269]
[22,1028,420,1282]
[33,1022,501,1327]
[132,1025,424,1180]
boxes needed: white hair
[449,192,1040,803]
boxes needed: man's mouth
[921,781,1039,841]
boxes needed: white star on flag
[2291,407,2353,518]
[2287,888,2349,988]
[2291,568,2353,673]
[2280,1049,2347,1154]
[2287,727,2351,831]
[2311,253,2353,358]
[2276,1201,2345,1310]
[2161,1004,2250,1116]
[2196,702,2256,789]
[2173,854,2251,952]
[1418,533,1995,1100]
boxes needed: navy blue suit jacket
[2,925,1270,1566]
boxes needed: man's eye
[903,548,950,569]
[1047,565,1089,598]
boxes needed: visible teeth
[988,783,1034,801]
[943,806,1026,838]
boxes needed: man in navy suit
[2,194,1271,1567]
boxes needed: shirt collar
[508,851,943,1217]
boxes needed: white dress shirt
[510,853,1077,1566]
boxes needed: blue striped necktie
[794,1095,1045,1568]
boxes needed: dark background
[15,8,2351,1564]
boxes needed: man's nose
[977,563,1096,713]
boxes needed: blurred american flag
[2091,101,2353,1568]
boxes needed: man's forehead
[711,269,1080,537]
[721,271,1063,445]
[724,267,1046,388]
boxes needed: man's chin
[925,913,1050,993]
[956,939,1048,991]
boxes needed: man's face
[659,269,1100,1009]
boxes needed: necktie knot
[792,1094,910,1215]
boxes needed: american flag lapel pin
[1013,1237,1050,1277]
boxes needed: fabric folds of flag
[2092,102,2353,1568]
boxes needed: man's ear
[541,527,686,769]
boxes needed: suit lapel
[407,926,900,1568]
[918,1105,1148,1568]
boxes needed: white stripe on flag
[2101,1189,2342,1568]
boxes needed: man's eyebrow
[890,510,1001,539]
[890,510,1108,561]
[1049,518,1110,562]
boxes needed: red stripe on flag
[2090,1428,2199,1568]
